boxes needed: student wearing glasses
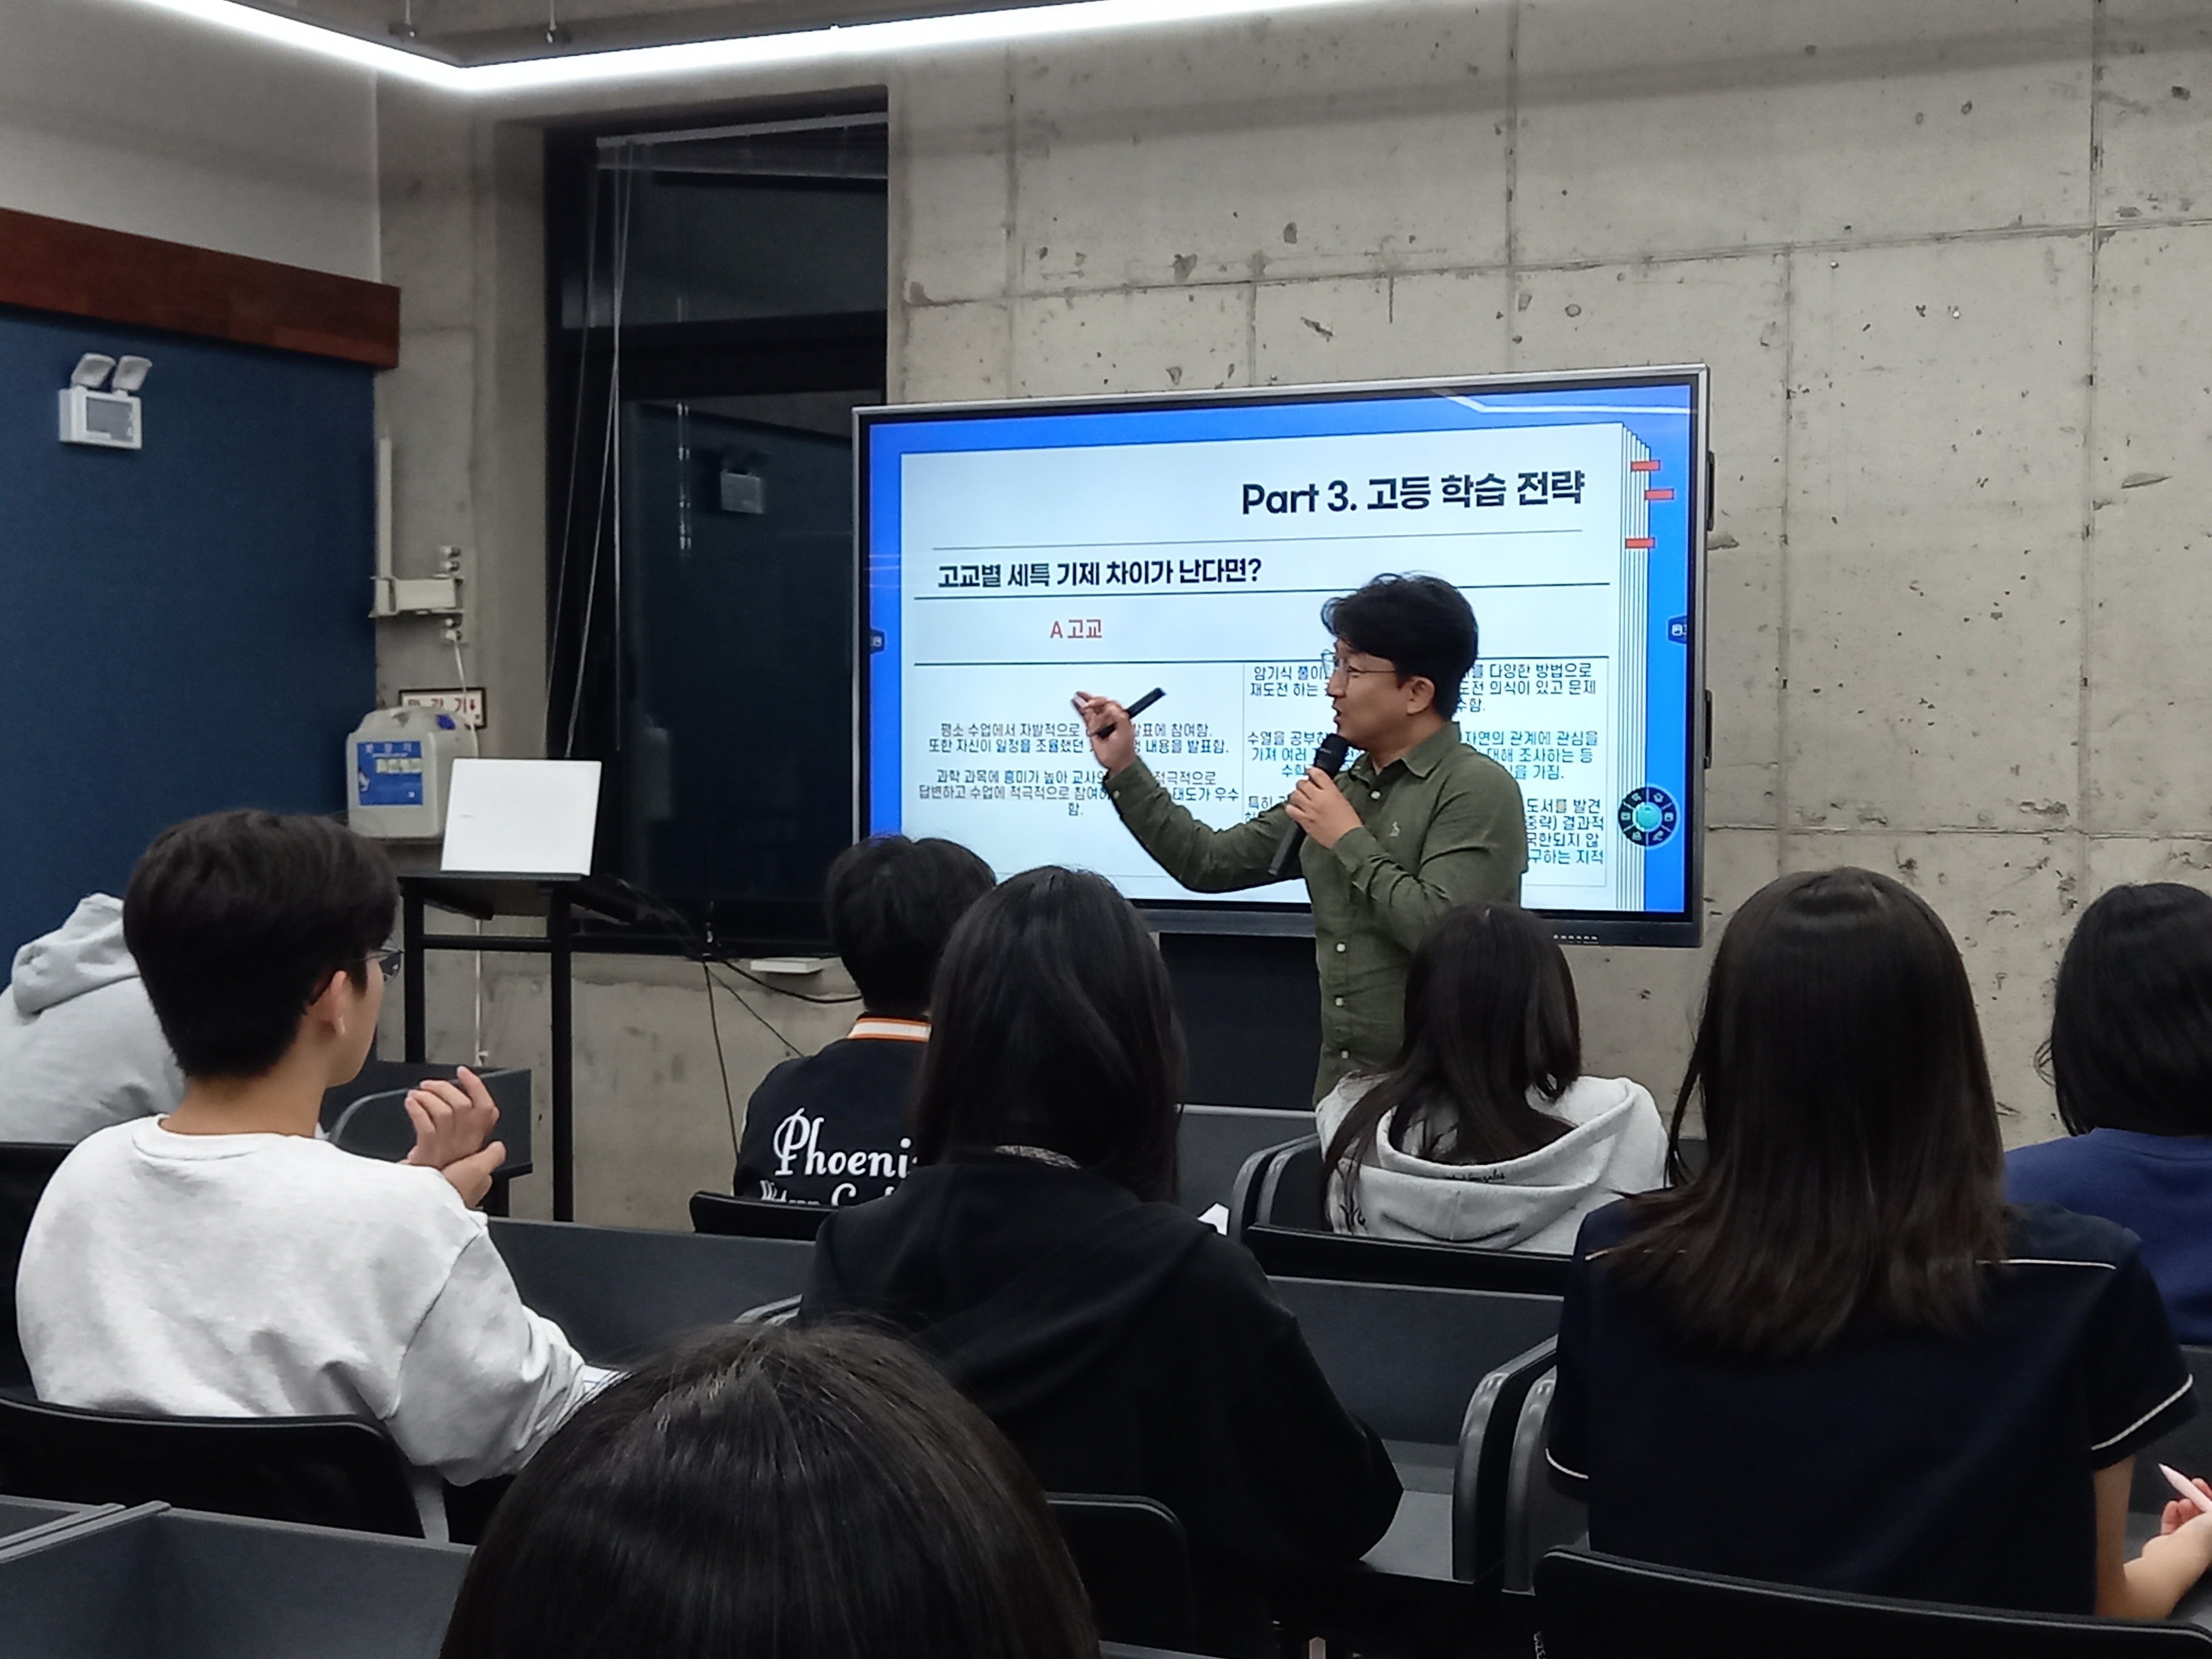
[17,811,603,1538]
[1076,573,1529,1102]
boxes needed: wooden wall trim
[0,207,399,369]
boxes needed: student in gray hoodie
[1315,901,1665,1251]
[0,894,183,1143]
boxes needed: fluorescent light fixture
[120,0,1366,93]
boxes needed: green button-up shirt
[1102,723,1528,1103]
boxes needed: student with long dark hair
[1317,902,1663,1248]
[2009,883,2212,1343]
[439,1323,1099,1659]
[802,867,1401,1659]
[1547,868,2212,1619]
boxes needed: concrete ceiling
[239,0,1055,63]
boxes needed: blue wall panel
[0,308,376,957]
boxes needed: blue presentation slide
[861,373,1700,925]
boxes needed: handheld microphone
[1266,733,1351,881]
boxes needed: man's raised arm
[1074,692,1284,894]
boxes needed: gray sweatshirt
[1313,1072,1667,1253]
[0,895,184,1144]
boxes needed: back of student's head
[439,1322,1099,1659]
[1613,867,2005,1358]
[1319,572,1479,716]
[1323,902,1580,1212]
[826,835,997,1018]
[2049,881,2212,1138]
[913,866,1183,1202]
[123,811,397,1079]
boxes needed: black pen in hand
[1093,687,1165,739]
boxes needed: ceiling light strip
[121,0,1364,93]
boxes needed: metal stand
[398,877,607,1223]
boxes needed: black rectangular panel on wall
[0,307,376,957]
[1161,932,1322,1111]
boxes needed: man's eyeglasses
[371,948,406,982]
[1321,652,1396,685]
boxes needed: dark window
[546,100,887,949]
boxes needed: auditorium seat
[688,1190,830,1239]
[0,1500,469,1658]
[0,1141,70,1388]
[1267,1275,1561,1610]
[1176,1104,1311,1220]
[0,1393,422,1537]
[0,1493,105,1551]
[1046,1493,1198,1652]
[488,1218,814,1366]
[1534,1547,2212,1658]
[1247,1225,1571,1297]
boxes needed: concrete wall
[378,0,2212,1223]
[0,0,379,277]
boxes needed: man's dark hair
[826,836,996,1018]
[1608,868,2006,1359]
[439,1322,1098,1659]
[123,810,397,1080]
[913,866,1185,1202]
[1323,902,1582,1221]
[2047,882,2212,1138]
[1320,573,1480,717]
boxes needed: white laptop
[439,759,602,880]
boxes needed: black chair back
[1503,1365,1585,1592]
[1177,1105,1312,1219]
[1256,1138,1326,1230]
[490,1218,815,1366]
[322,1062,534,1176]
[1047,1494,1199,1653]
[1244,1225,1572,1296]
[1269,1275,1562,1447]
[1226,1135,1307,1239]
[689,1190,831,1240]
[0,1141,72,1388]
[1535,1548,2212,1658]
[0,1393,422,1537]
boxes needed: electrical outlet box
[372,575,462,617]
[400,687,487,730]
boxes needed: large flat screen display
[858,367,1708,946]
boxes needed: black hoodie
[802,1156,1403,1658]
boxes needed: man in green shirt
[1074,574,1529,1103]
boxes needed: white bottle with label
[346,705,462,839]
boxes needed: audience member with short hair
[437,1322,1099,1659]
[1317,900,1663,1248]
[17,810,602,1537]
[0,893,182,1143]
[1547,867,2212,1620]
[802,865,1401,1659]
[733,834,994,1207]
[2009,882,2212,1343]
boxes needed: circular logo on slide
[1617,786,1678,848]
